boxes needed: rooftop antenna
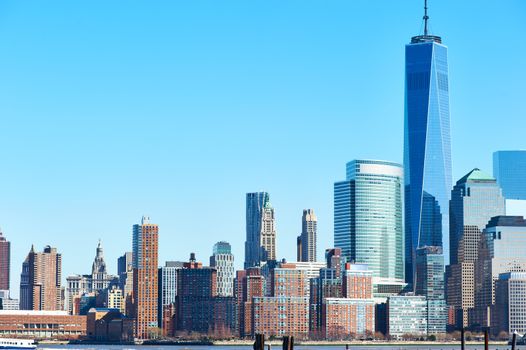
[423,0,429,36]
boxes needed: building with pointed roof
[446,168,505,327]
[0,228,10,291]
[244,192,277,268]
[19,245,62,311]
[65,241,118,314]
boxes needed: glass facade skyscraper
[404,24,452,287]
[244,192,276,268]
[493,150,526,200]
[416,246,447,335]
[416,246,444,300]
[475,216,526,328]
[334,159,405,298]
[447,169,505,327]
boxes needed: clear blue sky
[1,1,525,298]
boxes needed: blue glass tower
[404,4,452,287]
[493,150,526,200]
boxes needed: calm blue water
[35,345,519,350]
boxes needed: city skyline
[1,1,526,298]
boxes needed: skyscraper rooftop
[411,0,442,44]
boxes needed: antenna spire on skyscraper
[411,0,441,44]
[423,0,429,36]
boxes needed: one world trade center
[404,2,452,288]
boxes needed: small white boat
[0,338,36,349]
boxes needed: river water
[35,345,521,350]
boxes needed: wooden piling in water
[254,333,265,350]
[461,328,465,350]
[282,336,294,350]
[484,328,489,350]
[512,332,517,350]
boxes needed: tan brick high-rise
[19,245,62,311]
[132,216,158,339]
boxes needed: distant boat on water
[0,338,36,349]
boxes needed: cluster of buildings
[1,3,526,343]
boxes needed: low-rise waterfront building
[387,295,427,339]
[0,310,86,340]
[251,296,309,339]
[321,298,374,339]
[86,308,133,342]
[0,290,18,311]
[493,272,526,335]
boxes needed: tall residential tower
[132,216,159,339]
[210,241,235,296]
[404,2,452,287]
[19,245,62,311]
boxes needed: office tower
[19,245,62,311]
[334,159,405,298]
[210,241,235,297]
[244,192,276,268]
[447,169,505,327]
[65,242,118,314]
[0,229,10,291]
[65,275,90,314]
[415,246,444,299]
[404,3,452,287]
[415,246,447,334]
[19,257,30,310]
[475,216,526,328]
[296,236,302,262]
[132,216,159,339]
[493,150,526,200]
[300,209,317,262]
[0,291,19,311]
[494,272,526,335]
[387,295,428,339]
[117,252,133,303]
[450,169,505,265]
[91,241,118,293]
[105,285,125,314]
[158,261,184,327]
